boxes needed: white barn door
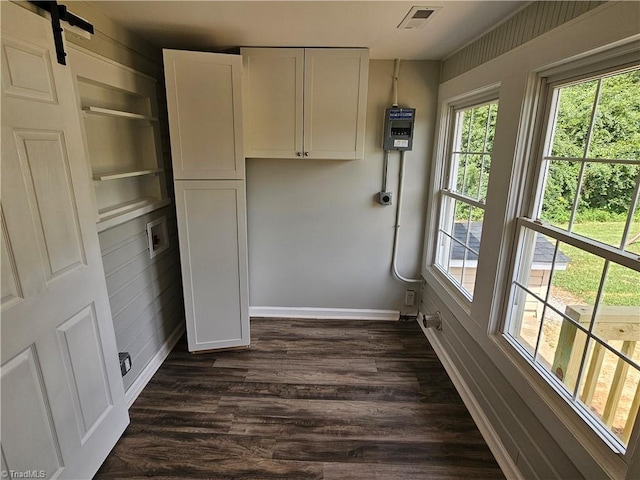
[1,3,128,479]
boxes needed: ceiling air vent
[397,6,441,30]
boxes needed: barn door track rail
[28,1,94,65]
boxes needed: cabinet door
[164,50,244,179]
[174,181,250,352]
[304,49,369,160]
[242,48,304,158]
[1,3,128,478]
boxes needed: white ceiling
[90,1,527,60]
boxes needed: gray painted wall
[246,60,439,314]
[98,209,183,391]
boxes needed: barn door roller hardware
[29,1,94,65]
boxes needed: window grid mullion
[567,79,603,230]
[620,173,640,249]
[442,190,486,210]
[475,105,493,200]
[582,78,603,161]
[447,107,464,190]
[532,302,548,362]
[532,87,561,220]
[446,228,456,273]
[439,229,480,257]
[513,280,592,335]
[544,156,640,165]
[477,155,486,201]
[460,198,475,287]
[477,156,485,207]
[533,239,561,361]
[571,260,610,402]
[517,217,640,270]
[568,161,587,230]
[452,150,492,155]
[481,103,493,154]
[460,109,476,196]
[465,108,475,152]
[591,331,640,372]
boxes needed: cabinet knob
[296,152,302,157]
[304,152,310,157]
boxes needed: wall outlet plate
[405,290,416,306]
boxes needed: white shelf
[72,49,169,234]
[93,168,163,181]
[97,197,171,232]
[82,106,158,122]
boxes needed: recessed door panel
[175,62,235,171]
[14,130,86,283]
[304,49,369,160]
[1,35,57,103]
[174,180,250,352]
[57,305,113,440]
[1,209,22,310]
[242,48,304,158]
[1,346,63,479]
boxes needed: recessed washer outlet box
[119,352,132,376]
[147,216,169,259]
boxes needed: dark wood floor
[96,319,505,479]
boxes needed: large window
[435,99,498,298]
[505,66,640,450]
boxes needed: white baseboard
[249,306,400,321]
[417,318,523,480]
[125,322,185,408]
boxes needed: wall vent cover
[397,6,441,29]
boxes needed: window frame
[501,56,640,459]
[431,90,500,303]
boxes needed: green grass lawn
[552,222,640,306]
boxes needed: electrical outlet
[404,290,415,306]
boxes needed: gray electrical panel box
[383,107,415,151]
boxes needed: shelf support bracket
[28,1,94,65]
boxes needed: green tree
[453,102,497,222]
[541,69,640,223]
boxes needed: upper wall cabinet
[163,49,245,180]
[241,48,369,160]
[69,48,170,232]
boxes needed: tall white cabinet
[163,50,249,352]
